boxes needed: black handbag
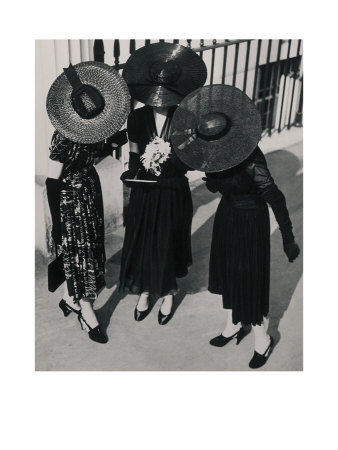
[48,247,65,293]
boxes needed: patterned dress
[49,131,106,301]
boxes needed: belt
[224,194,263,209]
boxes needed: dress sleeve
[127,110,141,143]
[245,147,295,243]
[49,131,72,163]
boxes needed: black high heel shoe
[59,299,80,317]
[78,312,108,344]
[249,336,274,369]
[134,296,151,321]
[158,298,174,325]
[209,327,249,347]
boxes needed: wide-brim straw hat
[171,84,262,172]
[122,42,207,107]
[46,61,130,144]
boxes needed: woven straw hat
[46,61,130,144]
[122,42,207,107]
[171,84,262,172]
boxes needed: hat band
[173,121,231,151]
[63,64,105,119]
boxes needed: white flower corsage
[140,137,171,176]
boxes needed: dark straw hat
[122,42,207,107]
[171,84,262,172]
[47,61,130,144]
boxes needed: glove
[283,240,300,263]
[120,152,142,187]
[202,177,221,193]
[107,129,128,148]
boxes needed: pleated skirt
[208,195,270,326]
[60,167,106,301]
[119,176,193,297]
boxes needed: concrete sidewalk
[35,140,303,371]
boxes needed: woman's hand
[107,129,128,148]
[283,240,300,262]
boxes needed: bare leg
[136,292,150,311]
[62,282,80,311]
[160,294,173,315]
[79,297,99,329]
[221,309,241,337]
[252,321,270,354]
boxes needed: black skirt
[208,195,270,326]
[119,176,193,297]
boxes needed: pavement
[35,136,303,371]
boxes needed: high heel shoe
[78,312,108,344]
[158,298,174,325]
[134,296,151,321]
[209,327,249,347]
[59,299,80,317]
[249,335,274,369]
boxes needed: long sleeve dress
[207,147,295,326]
[119,105,193,297]
[47,131,108,301]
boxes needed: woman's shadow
[265,148,303,345]
[96,148,302,341]
[175,148,303,343]
[95,180,219,328]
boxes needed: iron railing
[94,39,303,138]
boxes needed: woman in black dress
[171,84,300,368]
[205,147,300,368]
[119,105,193,324]
[120,42,207,324]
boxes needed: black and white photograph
[3,1,338,449]
[35,38,303,371]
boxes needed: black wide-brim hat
[122,42,207,107]
[47,61,130,144]
[170,84,262,172]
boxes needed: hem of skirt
[207,288,269,327]
[232,315,268,327]
[118,282,178,298]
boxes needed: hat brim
[46,61,130,144]
[122,43,207,107]
[171,84,262,172]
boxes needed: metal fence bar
[287,39,302,129]
[268,39,282,135]
[242,40,251,93]
[94,39,105,62]
[145,39,151,46]
[129,39,136,55]
[191,39,251,52]
[252,39,262,102]
[261,39,272,130]
[210,39,217,85]
[199,39,204,58]
[295,78,303,127]
[278,39,292,132]
[232,43,239,86]
[113,39,120,67]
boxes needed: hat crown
[149,60,181,85]
[198,112,230,138]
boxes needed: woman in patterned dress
[46,130,126,343]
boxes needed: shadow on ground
[97,148,303,344]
